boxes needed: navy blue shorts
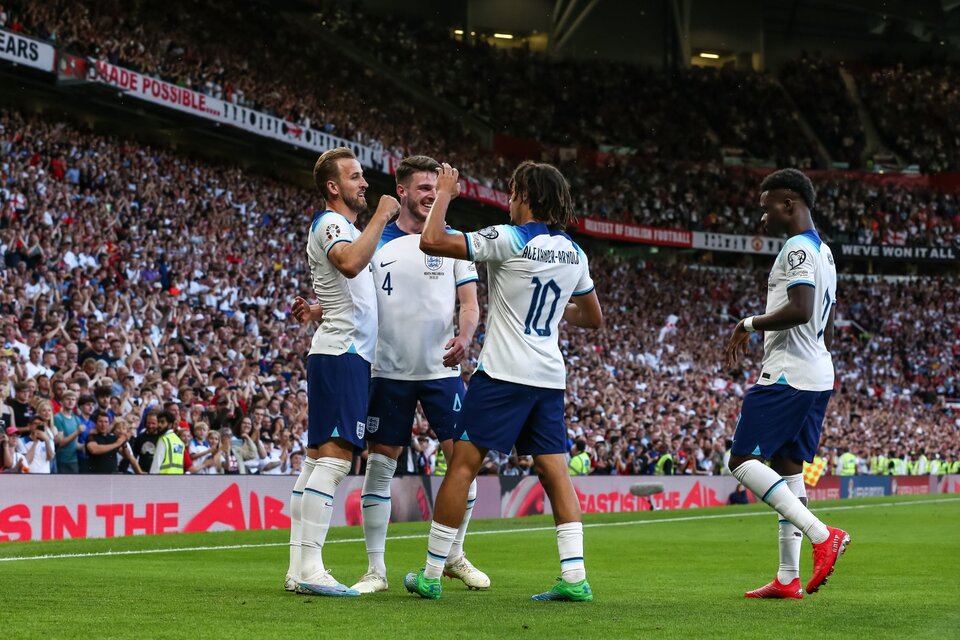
[366,376,465,446]
[307,353,370,449]
[731,383,832,463]
[454,373,566,456]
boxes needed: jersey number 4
[382,272,393,296]
[524,277,562,336]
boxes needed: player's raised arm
[328,194,400,278]
[420,164,469,259]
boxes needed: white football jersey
[371,223,478,380]
[305,210,378,363]
[758,229,837,392]
[465,222,594,390]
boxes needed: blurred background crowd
[0,0,957,476]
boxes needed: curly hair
[508,161,577,229]
[760,168,816,209]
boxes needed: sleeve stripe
[324,238,350,256]
[572,285,595,297]
[786,280,815,290]
[464,233,474,260]
[456,277,479,287]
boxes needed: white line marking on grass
[1,496,957,563]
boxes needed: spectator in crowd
[85,411,126,474]
[21,415,54,473]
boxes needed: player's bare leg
[439,438,489,589]
[529,454,593,602]
[405,440,485,599]
[729,453,850,596]
[745,457,805,599]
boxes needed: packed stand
[561,158,959,248]
[1,110,957,477]
[779,56,865,168]
[858,63,960,172]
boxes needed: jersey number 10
[524,277,562,337]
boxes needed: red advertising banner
[574,218,693,247]
[805,476,842,501]
[890,476,933,495]
[2,475,955,543]
[500,476,743,518]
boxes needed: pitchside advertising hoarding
[0,28,56,72]
[2,475,957,543]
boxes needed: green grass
[2,494,958,639]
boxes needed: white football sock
[287,457,317,579]
[556,521,586,583]
[300,457,350,581]
[447,478,477,564]
[360,453,396,577]
[732,460,828,544]
[777,474,805,584]
[423,521,458,580]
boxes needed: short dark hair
[760,168,816,209]
[508,161,577,229]
[312,147,357,200]
[158,411,175,425]
[395,155,440,186]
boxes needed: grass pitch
[1,494,957,639]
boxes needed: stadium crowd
[859,63,960,173]
[560,158,960,248]
[6,0,960,187]
[0,109,957,477]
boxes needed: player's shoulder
[310,209,350,235]
[376,222,409,252]
[782,229,824,253]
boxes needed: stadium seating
[1,110,956,476]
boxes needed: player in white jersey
[404,161,603,602]
[723,169,850,600]
[284,147,399,597]
[348,155,489,594]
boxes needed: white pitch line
[1,496,957,563]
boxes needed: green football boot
[404,569,442,600]
[530,578,593,602]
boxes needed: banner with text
[574,218,693,247]
[87,60,385,172]
[693,232,785,256]
[2,475,955,542]
[0,28,56,72]
[839,243,958,263]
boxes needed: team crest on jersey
[424,255,444,271]
[356,420,366,439]
[478,226,499,239]
[325,224,341,240]
[787,249,807,269]
[366,416,380,434]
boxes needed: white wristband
[743,316,756,333]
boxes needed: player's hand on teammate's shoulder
[291,296,324,324]
[375,194,401,221]
[436,163,460,199]
[723,319,751,368]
